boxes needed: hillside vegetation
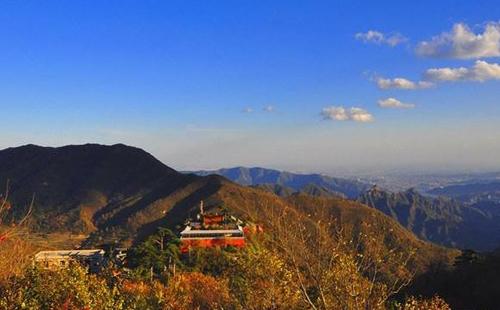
[0,144,463,309]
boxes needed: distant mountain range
[428,181,500,204]
[191,167,370,199]
[359,186,500,251]
[251,183,346,199]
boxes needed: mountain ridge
[191,166,370,199]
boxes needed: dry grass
[0,230,88,283]
[29,232,88,250]
[0,237,36,282]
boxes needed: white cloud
[263,105,275,112]
[321,106,349,121]
[375,77,434,90]
[356,30,385,43]
[425,60,500,82]
[378,97,415,109]
[416,22,500,59]
[425,67,469,82]
[242,107,253,113]
[355,30,407,47]
[321,106,374,122]
[350,108,375,122]
[385,34,407,47]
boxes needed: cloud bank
[416,22,500,59]
[321,106,374,122]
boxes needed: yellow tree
[0,181,35,282]
[228,242,303,309]
[227,192,415,310]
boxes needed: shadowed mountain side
[0,144,186,232]
[252,182,346,198]
[85,174,229,246]
[134,175,226,240]
[251,184,295,197]
[359,186,500,251]
[404,250,500,309]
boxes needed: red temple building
[179,201,246,253]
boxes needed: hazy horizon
[2,141,499,177]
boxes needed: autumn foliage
[399,296,451,310]
[0,181,453,309]
[162,272,233,309]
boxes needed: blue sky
[1,1,500,174]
